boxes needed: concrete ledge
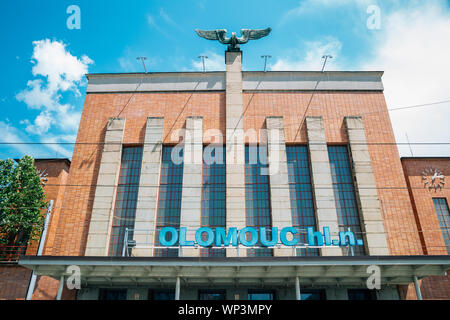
[86,71,384,93]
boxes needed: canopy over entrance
[19,255,450,287]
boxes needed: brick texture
[402,158,450,299]
[0,159,69,300]
[27,91,447,299]
[0,265,31,300]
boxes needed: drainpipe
[26,200,54,300]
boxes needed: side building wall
[0,159,70,300]
[401,158,450,300]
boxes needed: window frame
[432,197,450,254]
[201,145,226,257]
[154,145,184,257]
[108,146,143,256]
[328,145,365,256]
[245,144,273,257]
[286,145,319,256]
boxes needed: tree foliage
[0,156,47,246]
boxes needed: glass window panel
[301,289,326,300]
[198,289,226,300]
[201,146,226,257]
[155,146,184,257]
[109,147,143,256]
[328,145,365,256]
[148,289,175,300]
[347,289,377,300]
[432,198,450,254]
[245,145,273,257]
[99,289,127,300]
[248,290,276,300]
[286,146,319,256]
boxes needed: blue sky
[1,0,449,159]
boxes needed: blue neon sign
[158,226,364,247]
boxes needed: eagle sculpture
[195,27,272,51]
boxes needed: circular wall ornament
[421,167,445,191]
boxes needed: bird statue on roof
[195,27,272,51]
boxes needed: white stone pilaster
[225,50,247,257]
[85,118,125,256]
[344,116,390,255]
[305,116,342,256]
[266,116,293,256]
[179,116,203,257]
[132,117,164,257]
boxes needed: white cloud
[56,106,82,132]
[159,8,182,31]
[15,39,93,135]
[21,111,53,135]
[40,135,73,159]
[270,37,343,71]
[190,51,224,71]
[0,121,49,158]
[16,79,55,110]
[29,39,92,94]
[147,14,159,29]
[280,0,372,25]
[363,1,450,156]
[147,13,173,40]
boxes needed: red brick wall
[26,160,70,255]
[35,90,441,299]
[51,92,226,257]
[50,91,423,259]
[242,91,423,256]
[0,265,31,300]
[402,158,450,299]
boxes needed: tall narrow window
[245,145,273,257]
[155,146,184,257]
[109,146,143,256]
[433,198,450,254]
[286,145,319,256]
[201,146,226,257]
[328,145,365,256]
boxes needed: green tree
[0,156,47,246]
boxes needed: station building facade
[17,49,450,300]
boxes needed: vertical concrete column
[85,118,125,256]
[175,276,181,300]
[133,117,164,257]
[295,276,301,300]
[305,117,342,256]
[225,50,246,257]
[344,116,389,255]
[56,275,64,300]
[179,116,203,257]
[413,276,423,300]
[266,116,293,256]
